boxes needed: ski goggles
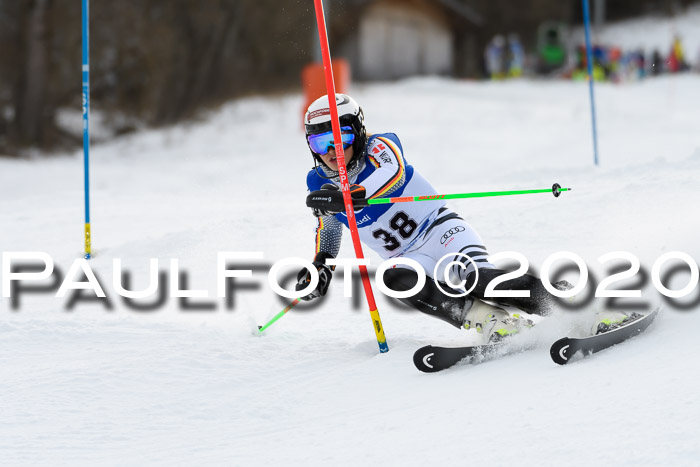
[307,126,355,156]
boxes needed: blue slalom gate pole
[582,0,600,166]
[82,0,92,258]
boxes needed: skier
[295,94,568,343]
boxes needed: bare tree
[14,0,50,146]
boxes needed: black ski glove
[306,183,368,217]
[296,261,333,301]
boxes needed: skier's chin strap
[313,158,336,180]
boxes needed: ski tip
[550,337,573,365]
[413,345,440,373]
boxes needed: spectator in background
[507,34,525,78]
[485,35,506,80]
[619,49,646,82]
[668,35,689,72]
[608,46,622,82]
[592,45,609,81]
[571,44,606,82]
[620,51,635,82]
[636,49,646,79]
[571,45,587,80]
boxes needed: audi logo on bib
[440,226,465,244]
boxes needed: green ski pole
[258,299,300,333]
[365,183,570,205]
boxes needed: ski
[549,307,660,365]
[415,308,660,372]
[413,344,501,373]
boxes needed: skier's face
[320,145,352,172]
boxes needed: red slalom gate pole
[312,0,388,353]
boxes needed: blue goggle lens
[308,126,355,155]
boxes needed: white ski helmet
[304,93,367,170]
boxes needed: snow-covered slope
[2,75,699,465]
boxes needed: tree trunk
[14,0,50,146]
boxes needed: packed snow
[2,73,699,466]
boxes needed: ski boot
[463,299,534,343]
[591,310,644,335]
